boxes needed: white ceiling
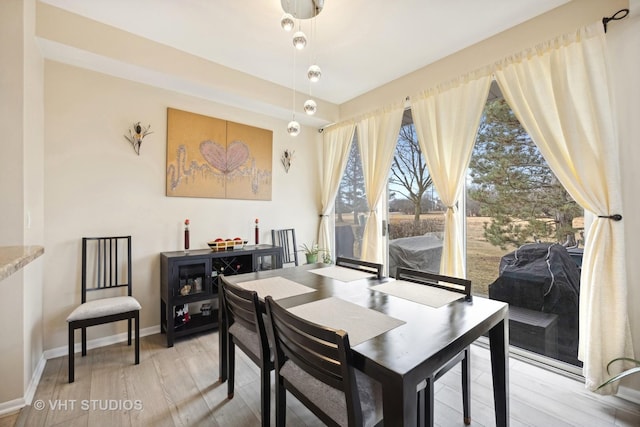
[40,0,568,105]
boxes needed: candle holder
[184,219,190,252]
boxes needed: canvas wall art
[166,108,273,200]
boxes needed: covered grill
[489,243,581,365]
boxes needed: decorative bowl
[207,239,246,251]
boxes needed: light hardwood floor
[6,331,640,427]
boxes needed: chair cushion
[280,360,383,427]
[66,296,141,322]
[229,322,261,358]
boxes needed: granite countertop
[0,245,44,282]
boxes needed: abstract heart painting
[166,108,272,200]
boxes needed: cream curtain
[356,104,404,263]
[494,21,633,393]
[317,122,356,256]
[411,76,491,277]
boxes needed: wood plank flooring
[6,331,640,426]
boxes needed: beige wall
[0,0,26,404]
[23,0,45,403]
[42,61,322,350]
[0,0,45,405]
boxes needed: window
[334,136,367,259]
[387,110,443,277]
[467,87,583,367]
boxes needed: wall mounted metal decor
[124,122,152,155]
[281,149,294,173]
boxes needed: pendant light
[280,13,295,31]
[281,1,325,135]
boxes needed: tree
[389,121,433,226]
[337,140,367,224]
[468,99,581,249]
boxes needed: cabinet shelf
[160,244,283,347]
[162,312,219,337]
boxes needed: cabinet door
[172,258,212,298]
[253,248,283,271]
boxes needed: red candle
[184,219,190,251]
[254,218,259,245]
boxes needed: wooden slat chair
[335,256,383,279]
[67,236,140,383]
[220,278,273,427]
[395,267,472,425]
[271,228,299,267]
[265,295,383,427]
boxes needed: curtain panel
[356,104,404,264]
[410,75,491,277]
[494,21,633,393]
[318,122,356,256]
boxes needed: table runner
[288,297,405,346]
[308,265,375,282]
[370,279,463,308]
[236,276,315,301]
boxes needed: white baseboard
[618,384,640,405]
[23,354,47,405]
[0,398,25,418]
[0,324,161,417]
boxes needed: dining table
[218,262,509,427]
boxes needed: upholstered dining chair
[220,278,273,427]
[395,267,472,425]
[271,228,299,267]
[265,295,383,427]
[66,236,140,383]
[335,256,383,279]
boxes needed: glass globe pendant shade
[287,120,301,136]
[304,99,317,115]
[292,31,307,50]
[280,13,295,31]
[307,64,322,82]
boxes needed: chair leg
[134,312,140,365]
[416,388,424,425]
[81,327,87,356]
[424,376,434,427]
[462,347,471,425]
[218,305,228,383]
[68,324,75,383]
[260,363,271,427]
[275,376,286,427]
[128,317,132,346]
[227,341,235,399]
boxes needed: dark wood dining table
[218,263,510,427]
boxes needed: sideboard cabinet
[160,244,283,347]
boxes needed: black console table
[160,244,283,347]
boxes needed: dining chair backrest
[271,228,299,266]
[265,296,383,427]
[82,236,133,302]
[395,267,472,301]
[394,267,472,424]
[220,278,273,426]
[67,236,140,383]
[220,278,271,366]
[335,256,383,280]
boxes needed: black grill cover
[489,243,580,364]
